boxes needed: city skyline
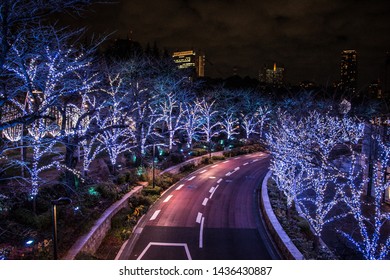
[64,0,390,88]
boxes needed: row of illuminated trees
[0,0,275,209]
[267,110,390,260]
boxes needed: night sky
[70,0,390,87]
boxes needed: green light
[88,187,99,196]
[132,155,137,163]
[137,167,144,176]
[220,140,224,145]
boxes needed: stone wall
[64,186,143,260]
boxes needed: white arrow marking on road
[176,184,184,190]
[163,195,173,203]
[150,210,161,221]
[196,212,202,223]
[202,198,209,206]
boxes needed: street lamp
[51,197,72,260]
[152,144,156,189]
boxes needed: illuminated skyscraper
[340,50,358,95]
[260,63,285,87]
[172,50,205,78]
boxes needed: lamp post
[152,144,156,189]
[51,197,72,260]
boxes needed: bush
[155,173,179,190]
[95,183,120,201]
[10,208,38,227]
[36,211,52,231]
[190,148,207,157]
[166,152,185,165]
[128,194,154,209]
[211,155,226,161]
[141,187,162,197]
[179,163,196,173]
[200,156,213,165]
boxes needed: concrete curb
[260,171,304,260]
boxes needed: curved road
[117,152,280,260]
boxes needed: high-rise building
[340,50,358,95]
[383,52,390,100]
[172,50,205,78]
[260,63,285,87]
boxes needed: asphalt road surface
[117,152,280,260]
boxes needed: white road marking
[234,157,240,160]
[209,187,215,193]
[150,210,161,221]
[202,198,209,206]
[176,184,184,190]
[225,172,231,176]
[196,212,202,223]
[243,162,249,166]
[137,242,192,260]
[252,159,259,162]
[217,178,222,183]
[187,176,196,181]
[199,217,205,248]
[199,169,207,174]
[222,160,229,163]
[209,185,219,199]
[209,176,216,179]
[163,195,173,203]
[211,164,218,168]
[234,167,240,171]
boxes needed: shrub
[155,173,179,190]
[128,194,154,209]
[141,187,162,197]
[95,183,120,201]
[190,148,207,157]
[200,156,213,165]
[211,155,225,161]
[10,208,38,227]
[179,163,196,173]
[36,211,52,231]
[167,152,185,165]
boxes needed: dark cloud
[80,0,390,86]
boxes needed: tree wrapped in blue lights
[197,98,222,155]
[268,110,367,251]
[338,136,390,259]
